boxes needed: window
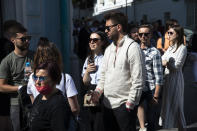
[142,14,147,24]
[164,12,171,23]
[186,0,197,29]
[100,0,104,4]
[109,0,116,4]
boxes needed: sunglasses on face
[89,38,100,43]
[16,36,31,42]
[138,33,150,37]
[33,75,47,82]
[168,32,174,36]
[104,24,118,32]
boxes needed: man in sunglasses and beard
[91,11,145,131]
[138,24,163,131]
[0,22,34,131]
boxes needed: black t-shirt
[30,90,71,131]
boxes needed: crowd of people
[0,11,196,131]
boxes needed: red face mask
[36,85,53,95]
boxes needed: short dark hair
[129,24,138,33]
[4,20,27,39]
[138,24,153,33]
[104,11,128,32]
[34,61,62,85]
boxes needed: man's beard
[110,33,119,45]
[16,43,29,51]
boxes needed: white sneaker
[139,127,147,131]
[159,116,162,126]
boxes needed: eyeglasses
[104,24,118,32]
[138,33,150,37]
[89,38,100,43]
[16,36,31,42]
[33,75,47,82]
[168,32,174,36]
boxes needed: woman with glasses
[30,61,70,131]
[161,25,187,131]
[81,31,109,131]
[27,37,79,130]
[156,19,186,55]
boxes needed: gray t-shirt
[0,51,34,105]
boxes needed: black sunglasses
[138,33,150,37]
[89,38,100,43]
[168,32,174,35]
[104,24,118,31]
[33,75,47,82]
[16,36,31,42]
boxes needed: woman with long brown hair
[161,25,187,131]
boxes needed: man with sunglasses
[0,22,34,131]
[91,11,145,131]
[138,24,163,131]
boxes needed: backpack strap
[161,36,165,48]
[126,40,135,59]
[63,73,68,98]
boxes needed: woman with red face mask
[30,61,71,131]
[27,37,79,130]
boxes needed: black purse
[18,85,33,131]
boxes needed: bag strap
[161,36,165,48]
[126,40,135,59]
[63,73,68,98]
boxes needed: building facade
[1,0,75,72]
[92,0,197,30]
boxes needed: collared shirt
[82,54,103,85]
[142,45,163,91]
[96,35,145,109]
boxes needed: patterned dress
[161,44,187,130]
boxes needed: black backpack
[18,85,33,131]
